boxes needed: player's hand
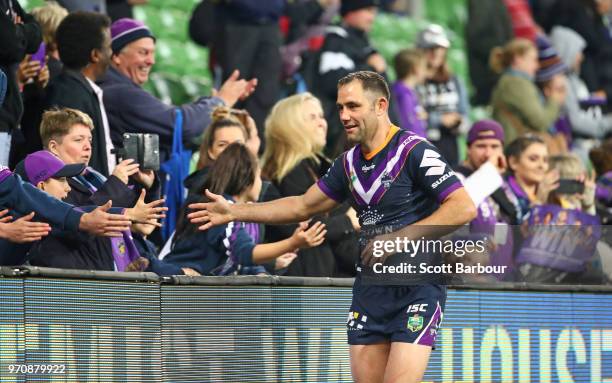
[0,209,13,223]
[188,189,234,230]
[361,232,395,267]
[290,221,326,249]
[0,212,51,243]
[275,252,297,270]
[125,189,167,226]
[79,201,132,237]
[112,159,140,184]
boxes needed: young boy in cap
[0,164,132,264]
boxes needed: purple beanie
[110,18,155,54]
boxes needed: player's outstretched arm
[188,183,339,231]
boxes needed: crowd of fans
[1,0,611,284]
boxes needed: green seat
[134,7,188,41]
[148,0,198,13]
[447,49,469,86]
[469,106,492,123]
[21,0,45,11]
[172,0,199,13]
[154,39,209,77]
[183,42,210,77]
[425,0,467,34]
[141,77,159,99]
[181,75,212,101]
[157,9,189,41]
[154,39,189,76]
[134,6,164,34]
[149,72,190,105]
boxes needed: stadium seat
[134,6,188,41]
[157,9,189,41]
[147,0,198,12]
[447,48,469,85]
[141,78,159,99]
[149,72,190,105]
[154,39,209,78]
[21,0,45,11]
[424,0,467,33]
[184,42,209,76]
[181,75,212,101]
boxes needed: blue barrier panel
[0,268,611,382]
[22,278,162,382]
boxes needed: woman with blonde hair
[262,92,327,182]
[490,38,567,153]
[261,93,360,277]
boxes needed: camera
[112,133,160,171]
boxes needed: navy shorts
[346,279,446,347]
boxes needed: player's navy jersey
[317,125,462,230]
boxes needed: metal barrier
[1,266,611,382]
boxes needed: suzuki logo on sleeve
[419,149,446,176]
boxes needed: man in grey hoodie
[550,26,612,164]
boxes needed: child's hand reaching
[290,221,327,249]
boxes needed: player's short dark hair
[57,11,110,70]
[337,71,390,101]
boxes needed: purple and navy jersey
[317,126,462,229]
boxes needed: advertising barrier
[0,267,611,382]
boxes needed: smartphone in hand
[556,179,585,195]
[30,42,46,69]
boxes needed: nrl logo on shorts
[407,314,423,332]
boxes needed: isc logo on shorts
[406,304,428,313]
